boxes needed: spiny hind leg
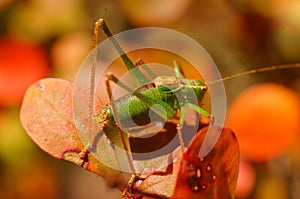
[105,73,132,150]
[105,73,160,194]
[94,19,137,187]
[135,58,157,79]
[105,74,137,180]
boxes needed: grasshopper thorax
[153,76,207,104]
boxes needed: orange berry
[226,83,300,161]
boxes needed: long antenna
[207,63,300,85]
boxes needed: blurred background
[1,0,300,198]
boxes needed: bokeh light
[1,0,300,198]
[0,37,49,106]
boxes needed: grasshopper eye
[201,85,208,92]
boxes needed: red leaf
[20,78,86,158]
[172,126,240,199]
[134,146,183,198]
[20,78,126,187]
[132,126,239,199]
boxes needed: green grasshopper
[80,18,300,197]
[90,19,300,148]
[89,19,211,152]
[79,19,216,196]
[94,19,212,139]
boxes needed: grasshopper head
[187,79,207,103]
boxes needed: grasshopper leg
[177,107,186,153]
[98,18,149,85]
[135,58,157,79]
[186,103,214,125]
[173,60,214,125]
[105,73,137,177]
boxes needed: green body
[97,79,207,128]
